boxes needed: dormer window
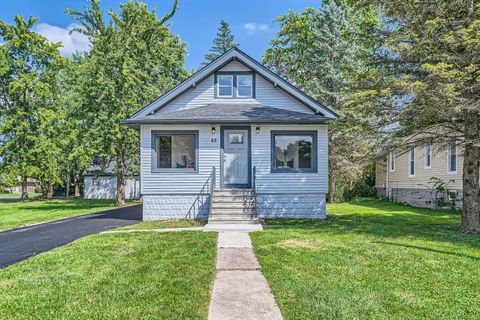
[215,72,254,98]
[237,74,253,97]
[217,75,234,97]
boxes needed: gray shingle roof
[124,104,333,126]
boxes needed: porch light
[211,127,216,134]
[256,127,260,134]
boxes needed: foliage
[252,198,479,319]
[264,1,383,202]
[424,177,458,210]
[66,0,187,204]
[375,0,480,233]
[0,16,66,200]
[203,20,238,64]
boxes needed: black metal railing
[186,166,216,220]
[252,166,259,217]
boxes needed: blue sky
[0,0,321,69]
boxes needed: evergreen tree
[204,20,238,64]
[376,0,480,233]
[264,1,382,202]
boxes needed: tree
[204,20,238,64]
[376,0,480,233]
[67,0,187,205]
[0,16,65,200]
[264,1,382,202]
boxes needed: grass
[0,231,217,319]
[117,219,205,230]
[0,193,41,199]
[0,199,137,231]
[251,198,480,320]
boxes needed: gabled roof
[127,47,339,121]
[124,104,331,126]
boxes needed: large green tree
[376,0,480,233]
[0,16,66,200]
[264,1,382,202]
[203,20,238,64]
[67,0,187,204]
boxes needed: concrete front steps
[208,189,260,225]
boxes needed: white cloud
[243,22,273,35]
[34,23,90,57]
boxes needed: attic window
[216,72,254,98]
[217,75,233,97]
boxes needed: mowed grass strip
[251,198,480,320]
[117,219,205,230]
[0,199,136,231]
[0,231,217,319]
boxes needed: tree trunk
[46,184,54,199]
[116,153,126,206]
[20,175,29,201]
[460,114,480,234]
[329,171,337,203]
[65,173,71,198]
[74,173,81,197]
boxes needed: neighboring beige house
[376,142,463,209]
[7,177,39,194]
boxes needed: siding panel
[160,61,313,114]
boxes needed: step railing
[186,166,216,220]
[252,166,259,218]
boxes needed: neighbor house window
[271,131,317,173]
[389,151,395,172]
[91,179,99,187]
[424,144,432,169]
[217,75,234,97]
[152,131,198,172]
[448,144,457,174]
[408,146,415,177]
[216,73,254,98]
[237,74,253,97]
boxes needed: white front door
[223,129,249,186]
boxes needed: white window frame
[424,144,432,169]
[408,146,415,177]
[217,75,234,98]
[236,74,253,98]
[447,144,458,174]
[389,151,395,172]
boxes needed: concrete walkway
[208,231,283,320]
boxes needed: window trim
[408,146,415,177]
[214,71,255,99]
[447,143,458,174]
[389,151,395,172]
[270,130,318,173]
[424,144,432,169]
[151,130,199,173]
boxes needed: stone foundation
[376,187,463,210]
[143,194,209,220]
[257,193,326,219]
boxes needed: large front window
[152,131,197,172]
[271,131,317,173]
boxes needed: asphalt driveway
[0,204,142,268]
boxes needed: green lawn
[0,199,137,231]
[0,231,217,319]
[117,219,205,230]
[0,193,41,199]
[251,198,480,320]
